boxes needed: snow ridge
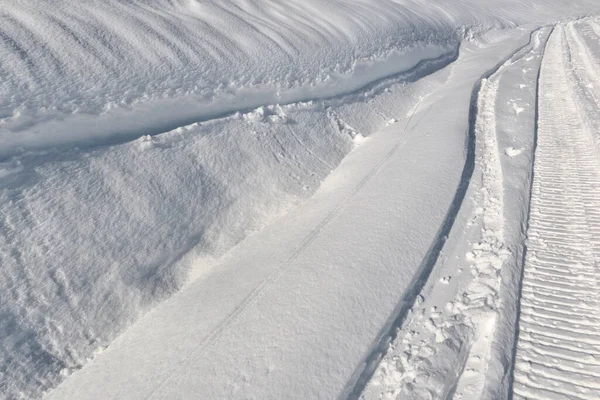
[0,46,457,160]
[2,0,599,157]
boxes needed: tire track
[563,21,600,154]
[513,25,600,400]
[567,21,600,84]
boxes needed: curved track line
[448,26,550,399]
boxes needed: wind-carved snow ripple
[0,0,459,133]
[513,26,600,400]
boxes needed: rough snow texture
[0,23,451,400]
[44,28,537,400]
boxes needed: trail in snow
[359,26,550,400]
[513,25,600,400]
[564,20,600,154]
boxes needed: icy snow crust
[1,0,600,398]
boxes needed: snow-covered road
[362,18,600,400]
[361,25,551,400]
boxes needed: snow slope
[0,41,456,400]
[2,1,600,399]
[2,0,457,156]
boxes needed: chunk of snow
[505,147,523,157]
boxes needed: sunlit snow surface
[1,0,600,398]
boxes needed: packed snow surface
[362,18,600,400]
[2,0,600,399]
[513,24,600,400]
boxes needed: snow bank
[1,0,458,154]
[0,58,448,399]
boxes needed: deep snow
[2,1,600,399]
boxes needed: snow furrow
[513,25,600,400]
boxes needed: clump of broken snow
[505,146,523,156]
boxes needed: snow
[2,1,600,399]
[512,22,600,400]
[505,147,523,157]
[362,17,600,400]
[1,18,453,397]
[2,0,599,156]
